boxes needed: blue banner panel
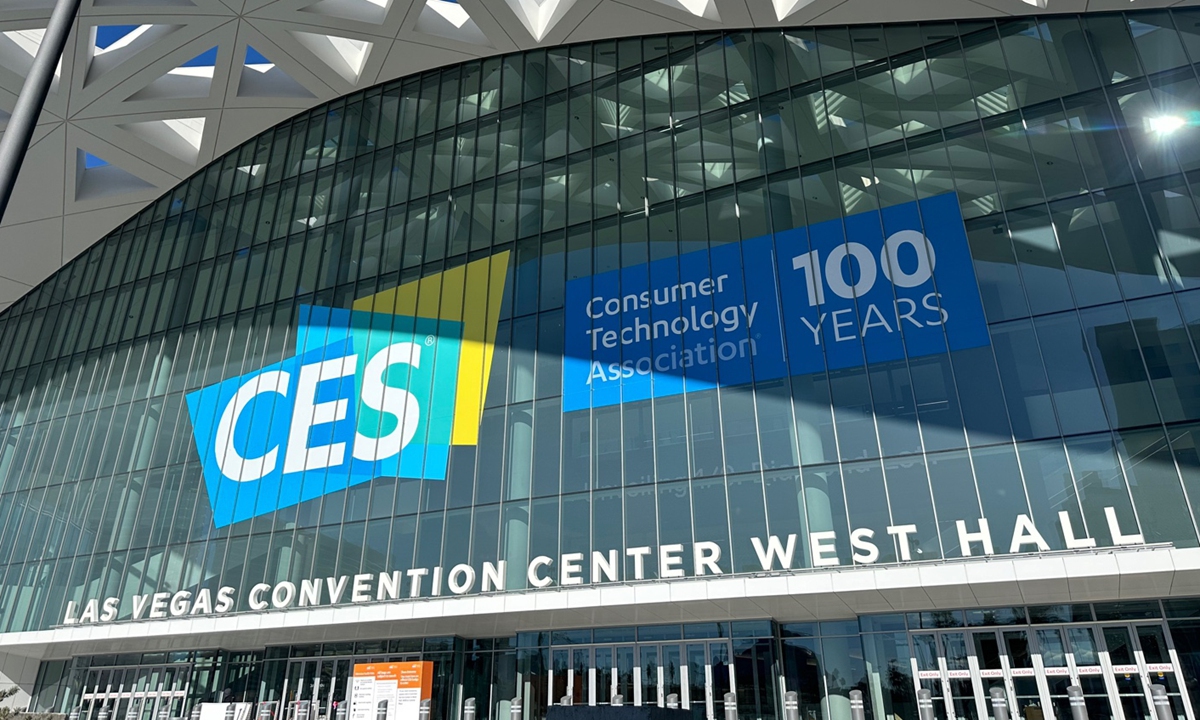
[562,193,989,411]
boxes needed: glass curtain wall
[7,12,1200,633]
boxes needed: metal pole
[1151,685,1173,720]
[560,696,571,707]
[989,688,1009,720]
[611,696,623,707]
[509,697,522,720]
[666,694,679,710]
[0,0,82,220]
[849,690,866,720]
[418,699,430,720]
[462,699,475,720]
[723,693,736,720]
[1067,686,1088,720]
[917,689,936,720]
[783,692,799,720]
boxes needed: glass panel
[1136,625,1170,664]
[643,648,662,710]
[1005,631,1041,720]
[663,645,682,707]
[973,631,1007,712]
[686,644,706,718]
[943,633,979,720]
[1105,627,1137,665]
[553,650,568,705]
[572,648,589,706]
[709,643,731,720]
[595,647,613,705]
[616,647,635,708]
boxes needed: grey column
[0,0,82,219]
[917,689,936,720]
[1151,685,1173,720]
[723,693,737,720]
[783,692,800,720]
[989,688,1009,720]
[1067,686,1088,720]
[509,697,523,720]
[462,699,475,720]
[849,690,866,720]
[666,694,679,710]
[505,407,532,589]
[419,699,431,720]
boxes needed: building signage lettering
[562,192,989,411]
[61,506,1143,626]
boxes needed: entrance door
[1101,624,1192,720]
[79,665,191,720]
[1102,626,1151,720]
[546,642,731,719]
[284,655,415,720]
[909,632,980,720]
[911,630,1045,720]
[1032,626,1112,720]
[913,623,1197,720]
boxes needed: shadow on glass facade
[8,14,1200,716]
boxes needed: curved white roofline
[0,0,1190,313]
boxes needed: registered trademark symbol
[425,335,434,346]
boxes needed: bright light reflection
[1149,115,1187,135]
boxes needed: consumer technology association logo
[187,253,509,528]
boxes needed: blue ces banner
[186,253,510,528]
[561,193,990,411]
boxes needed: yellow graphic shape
[352,251,510,446]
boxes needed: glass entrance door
[909,631,982,720]
[1101,624,1191,720]
[911,629,1046,720]
[912,622,1196,720]
[284,655,411,720]
[1033,626,1112,720]
[79,665,191,720]
[546,642,731,718]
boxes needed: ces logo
[187,253,509,528]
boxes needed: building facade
[7,10,1200,720]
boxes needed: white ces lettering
[215,370,290,482]
[283,355,359,473]
[352,342,422,462]
[216,343,426,482]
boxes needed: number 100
[791,230,937,307]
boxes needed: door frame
[908,620,1197,720]
[544,640,733,719]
